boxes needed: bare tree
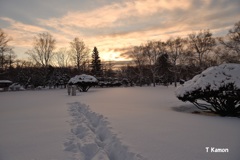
[214,45,238,64]
[55,47,70,67]
[188,30,216,70]
[0,29,13,70]
[143,41,165,87]
[166,37,186,87]
[6,49,16,68]
[130,45,147,86]
[155,40,170,84]
[15,59,34,68]
[102,60,115,77]
[26,32,56,67]
[70,37,89,72]
[218,21,240,62]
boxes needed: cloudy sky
[0,0,240,61]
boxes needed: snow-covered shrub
[68,74,98,92]
[176,63,240,117]
[9,83,25,91]
[0,80,12,91]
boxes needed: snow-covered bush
[68,74,98,92]
[9,83,25,91]
[176,63,240,117]
[0,80,12,91]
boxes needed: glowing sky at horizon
[0,0,239,62]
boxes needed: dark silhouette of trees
[2,20,240,90]
[166,37,186,87]
[102,60,115,78]
[130,45,147,86]
[143,41,162,87]
[0,29,17,82]
[0,29,14,70]
[23,32,56,87]
[91,47,102,76]
[220,21,240,54]
[156,53,172,85]
[70,37,89,72]
[55,47,70,68]
[218,21,240,63]
[188,30,216,70]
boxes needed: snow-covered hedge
[176,63,240,117]
[68,74,98,92]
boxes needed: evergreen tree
[91,47,102,76]
[157,53,172,85]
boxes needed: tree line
[0,20,239,88]
[0,31,103,87]
[120,20,240,87]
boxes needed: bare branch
[26,32,56,67]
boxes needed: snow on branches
[176,63,240,117]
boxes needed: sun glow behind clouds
[101,51,129,61]
[0,0,240,62]
[38,0,191,30]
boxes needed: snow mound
[176,63,240,97]
[65,102,146,160]
[0,80,12,83]
[9,83,25,91]
[68,74,98,84]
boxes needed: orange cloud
[1,0,239,62]
[0,17,46,47]
[39,0,191,29]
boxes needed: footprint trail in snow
[64,102,147,160]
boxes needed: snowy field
[0,86,239,160]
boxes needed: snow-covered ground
[0,86,239,160]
